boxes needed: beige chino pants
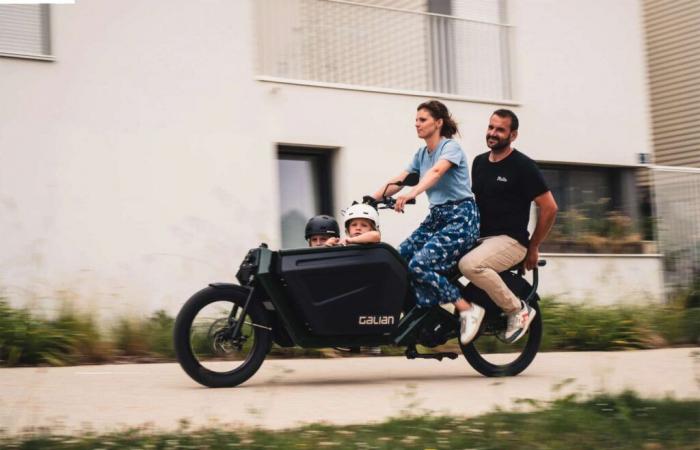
[458,235,527,314]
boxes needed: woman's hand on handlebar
[395,192,417,213]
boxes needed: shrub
[144,310,176,358]
[111,310,175,359]
[539,298,657,351]
[649,291,700,346]
[50,304,114,363]
[0,300,74,366]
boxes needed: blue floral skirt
[399,198,480,307]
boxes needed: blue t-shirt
[406,138,474,207]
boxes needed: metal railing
[255,0,513,101]
[651,165,700,293]
[0,4,52,60]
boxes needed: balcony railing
[255,0,514,102]
[0,4,52,61]
[652,165,700,292]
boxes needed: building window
[0,5,52,60]
[255,0,513,101]
[278,145,335,249]
[539,164,644,253]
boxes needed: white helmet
[343,203,380,231]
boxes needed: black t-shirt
[471,149,549,247]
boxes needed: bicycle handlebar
[523,260,546,303]
[377,196,416,210]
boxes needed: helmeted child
[323,203,382,355]
[305,215,340,247]
[325,203,381,246]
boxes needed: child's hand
[324,237,340,246]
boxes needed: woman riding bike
[370,100,483,345]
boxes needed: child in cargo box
[321,203,382,355]
[304,215,340,248]
[324,203,381,246]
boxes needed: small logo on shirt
[497,176,508,182]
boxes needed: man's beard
[486,135,510,151]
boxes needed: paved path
[1,348,698,433]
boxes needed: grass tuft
[1,392,698,449]
[111,310,175,359]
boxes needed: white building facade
[0,0,663,316]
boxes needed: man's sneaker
[459,304,485,345]
[504,301,536,343]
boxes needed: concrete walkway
[1,348,698,433]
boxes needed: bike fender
[209,282,250,291]
[528,293,541,304]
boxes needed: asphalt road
[1,348,698,434]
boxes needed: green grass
[1,294,698,367]
[462,295,699,354]
[111,310,175,359]
[0,299,175,366]
[540,296,700,351]
[540,298,656,350]
[0,301,106,366]
[2,392,698,449]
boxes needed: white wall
[0,0,660,318]
[509,0,653,165]
[0,0,272,315]
[538,254,665,305]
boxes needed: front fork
[222,286,256,346]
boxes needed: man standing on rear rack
[458,109,558,344]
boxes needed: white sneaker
[459,304,485,345]
[504,301,536,343]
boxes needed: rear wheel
[173,286,272,387]
[460,302,541,377]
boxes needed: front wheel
[461,301,542,377]
[173,286,272,387]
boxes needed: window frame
[538,163,645,254]
[277,145,336,248]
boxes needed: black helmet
[305,215,340,239]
